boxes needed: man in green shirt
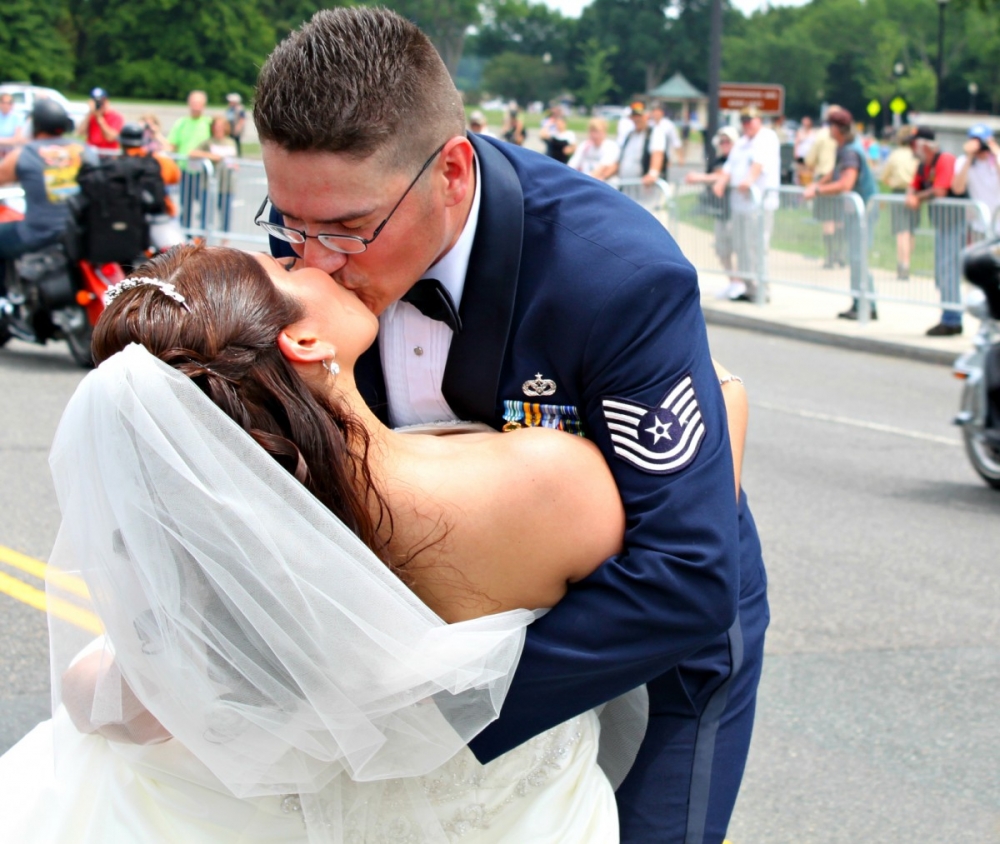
[167,90,211,229]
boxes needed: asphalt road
[0,326,997,842]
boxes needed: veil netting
[45,344,541,841]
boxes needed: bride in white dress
[0,245,746,842]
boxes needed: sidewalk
[699,277,973,367]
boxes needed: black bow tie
[401,278,463,333]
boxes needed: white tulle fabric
[44,344,542,841]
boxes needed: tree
[469,0,575,64]
[69,0,276,101]
[381,0,481,77]
[576,38,618,109]
[482,51,566,104]
[577,0,672,96]
[0,0,75,89]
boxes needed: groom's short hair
[254,7,465,170]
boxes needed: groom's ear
[276,327,334,365]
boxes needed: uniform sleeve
[469,259,740,762]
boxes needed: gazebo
[647,72,707,127]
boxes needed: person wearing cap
[566,117,618,180]
[953,123,1000,235]
[804,106,878,320]
[686,126,738,285]
[607,101,667,187]
[713,105,781,301]
[467,110,494,138]
[84,88,124,151]
[225,93,247,157]
[906,126,964,336]
[880,125,920,280]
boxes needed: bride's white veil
[45,344,538,837]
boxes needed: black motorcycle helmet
[31,98,74,136]
[119,122,145,149]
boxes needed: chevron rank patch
[601,374,706,474]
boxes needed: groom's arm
[469,258,741,762]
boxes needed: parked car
[0,82,90,130]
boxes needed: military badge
[522,373,557,397]
[601,374,705,474]
[502,401,583,435]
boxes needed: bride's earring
[322,358,340,378]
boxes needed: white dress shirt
[379,154,482,428]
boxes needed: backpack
[68,154,166,264]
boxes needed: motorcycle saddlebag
[14,245,76,310]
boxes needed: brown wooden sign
[718,83,785,116]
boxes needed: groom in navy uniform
[256,8,768,841]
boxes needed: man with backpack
[803,106,877,320]
[69,123,172,267]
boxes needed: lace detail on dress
[297,715,590,843]
[427,717,584,839]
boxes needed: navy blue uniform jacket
[276,133,761,765]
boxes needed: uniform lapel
[355,343,389,425]
[442,134,524,423]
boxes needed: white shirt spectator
[955,152,1000,231]
[724,127,781,212]
[618,126,667,180]
[568,138,619,177]
[656,118,682,157]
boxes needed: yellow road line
[0,570,103,635]
[0,544,90,599]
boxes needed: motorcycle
[0,191,125,368]
[953,236,1000,489]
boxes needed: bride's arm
[62,650,171,744]
[713,359,748,497]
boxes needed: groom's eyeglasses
[254,142,448,255]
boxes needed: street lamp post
[969,82,979,112]
[936,0,949,112]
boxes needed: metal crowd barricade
[866,193,991,320]
[165,154,269,249]
[611,177,672,228]
[665,180,765,301]
[759,185,872,318]
[202,159,270,250]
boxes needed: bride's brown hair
[92,244,391,562]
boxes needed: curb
[702,306,961,367]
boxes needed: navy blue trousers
[617,509,769,843]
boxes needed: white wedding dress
[0,346,619,842]
[0,705,616,842]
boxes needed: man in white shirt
[609,103,666,183]
[953,123,1000,234]
[713,106,781,301]
[567,117,619,180]
[650,103,683,179]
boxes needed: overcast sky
[539,0,810,20]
